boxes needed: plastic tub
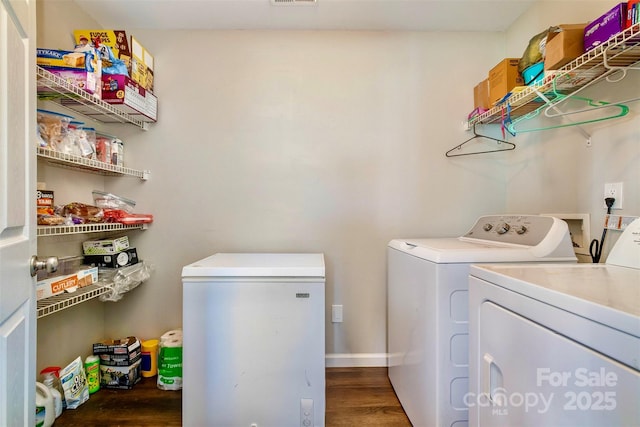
[523,62,544,85]
[92,190,136,212]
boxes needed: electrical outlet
[332,305,343,323]
[604,182,623,209]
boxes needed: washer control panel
[462,215,558,246]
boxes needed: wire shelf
[36,66,154,128]
[37,283,111,318]
[37,147,149,179]
[470,24,640,126]
[37,222,147,237]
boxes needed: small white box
[83,236,130,255]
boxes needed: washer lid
[387,238,576,263]
[387,215,577,263]
[182,253,325,278]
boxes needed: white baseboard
[325,353,388,368]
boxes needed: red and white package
[103,209,153,225]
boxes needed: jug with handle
[35,382,55,427]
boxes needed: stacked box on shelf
[83,235,139,268]
[35,266,98,300]
[488,58,524,106]
[93,337,142,389]
[85,248,139,268]
[36,48,102,98]
[82,236,130,255]
[72,30,157,122]
[101,74,157,122]
[544,24,587,71]
[584,3,627,52]
[627,0,640,27]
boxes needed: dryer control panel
[462,215,562,247]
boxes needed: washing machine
[387,215,577,427]
[468,218,640,426]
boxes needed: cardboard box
[93,336,141,358]
[544,24,587,70]
[100,359,142,389]
[37,49,86,69]
[473,79,490,109]
[83,236,130,255]
[101,74,158,122]
[130,36,154,93]
[488,58,524,106]
[36,190,54,209]
[39,66,101,97]
[74,30,132,74]
[584,3,627,52]
[35,266,98,300]
[84,248,139,268]
[93,337,142,366]
[98,349,142,367]
[626,0,640,28]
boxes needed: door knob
[30,255,59,277]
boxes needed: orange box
[544,24,587,71]
[488,58,524,106]
[473,79,490,109]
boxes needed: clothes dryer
[387,215,577,427]
[468,218,640,426]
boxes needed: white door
[0,0,36,425]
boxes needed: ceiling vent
[271,0,318,6]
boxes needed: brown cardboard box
[488,58,524,106]
[473,79,490,109]
[544,24,587,71]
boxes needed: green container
[84,355,100,394]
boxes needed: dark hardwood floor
[54,367,411,426]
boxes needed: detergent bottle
[35,382,55,427]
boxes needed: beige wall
[504,0,640,259]
[36,0,639,372]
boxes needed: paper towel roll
[160,329,182,343]
[157,330,182,390]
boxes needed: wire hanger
[506,91,630,135]
[445,123,516,157]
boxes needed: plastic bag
[518,27,558,74]
[36,109,73,149]
[99,261,153,302]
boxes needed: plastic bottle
[84,355,100,394]
[40,366,66,410]
[35,382,55,427]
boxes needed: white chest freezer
[182,253,326,427]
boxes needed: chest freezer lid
[182,253,325,278]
